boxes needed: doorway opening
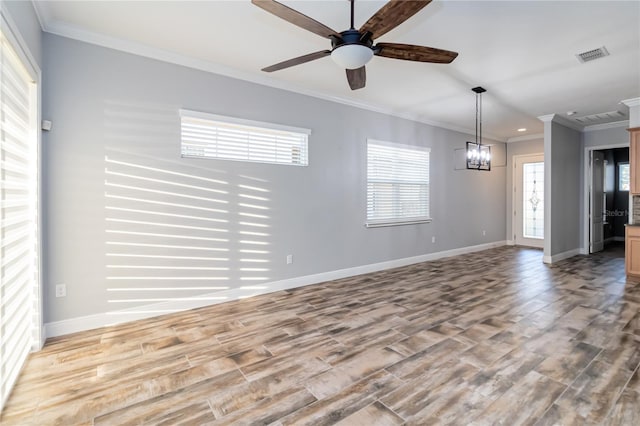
[588,147,629,256]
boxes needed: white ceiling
[33,0,640,141]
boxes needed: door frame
[589,150,605,253]
[582,142,629,255]
[512,153,544,248]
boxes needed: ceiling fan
[252,0,458,90]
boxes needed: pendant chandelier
[466,86,491,171]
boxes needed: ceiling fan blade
[252,0,341,39]
[360,0,432,39]
[375,43,458,63]
[262,50,332,72]
[346,67,366,90]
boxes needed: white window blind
[366,140,430,227]
[180,110,309,166]
[0,24,39,412]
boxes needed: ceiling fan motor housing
[330,29,373,50]
[330,29,377,70]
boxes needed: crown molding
[537,114,556,123]
[506,133,544,143]
[583,120,629,132]
[30,0,51,31]
[537,113,583,132]
[539,114,631,134]
[40,19,508,142]
[621,97,640,108]
[554,114,584,132]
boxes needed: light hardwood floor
[2,246,639,425]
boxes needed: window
[619,162,630,191]
[0,22,40,411]
[522,162,544,239]
[180,109,309,166]
[366,139,430,227]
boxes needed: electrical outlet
[482,230,486,236]
[432,236,436,243]
[286,254,293,264]
[55,283,66,298]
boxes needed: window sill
[365,218,432,228]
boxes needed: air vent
[573,110,625,124]
[576,46,609,63]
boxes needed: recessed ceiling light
[517,128,527,132]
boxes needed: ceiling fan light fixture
[331,44,373,70]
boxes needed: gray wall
[545,121,582,257]
[2,0,41,67]
[583,126,629,149]
[505,139,544,241]
[42,34,506,323]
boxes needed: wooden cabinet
[626,226,640,279]
[630,127,640,194]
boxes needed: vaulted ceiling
[33,0,640,141]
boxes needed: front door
[514,154,544,248]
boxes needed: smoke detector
[576,46,609,63]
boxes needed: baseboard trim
[604,237,626,244]
[44,240,507,338]
[506,240,515,246]
[543,248,581,264]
